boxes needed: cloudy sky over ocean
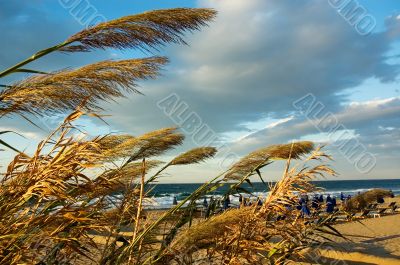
[1,0,399,182]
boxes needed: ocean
[143,179,400,209]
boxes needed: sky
[0,0,400,183]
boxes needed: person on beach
[340,192,345,201]
[332,196,337,207]
[343,195,352,208]
[239,194,243,207]
[318,194,324,203]
[257,197,263,206]
[173,196,178,206]
[326,200,334,213]
[297,197,304,210]
[223,195,230,210]
[304,194,309,203]
[203,197,208,208]
[301,200,311,217]
[311,195,319,209]
[326,195,332,204]
[205,196,214,218]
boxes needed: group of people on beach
[295,192,363,217]
[172,194,262,210]
[297,194,343,217]
[171,191,375,217]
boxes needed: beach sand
[302,196,400,264]
[90,197,400,264]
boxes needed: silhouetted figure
[318,194,324,203]
[223,195,230,210]
[172,196,178,206]
[203,197,208,208]
[311,195,319,209]
[326,201,334,213]
[257,197,263,206]
[301,201,311,217]
[326,195,332,204]
[332,196,337,207]
[205,196,214,218]
[340,192,345,201]
[296,197,304,210]
[304,194,309,203]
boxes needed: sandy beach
[301,196,400,264]
[89,197,400,264]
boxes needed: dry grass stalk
[0,6,347,265]
[0,6,218,265]
[0,57,167,117]
[163,148,340,265]
[224,141,314,180]
[170,147,217,165]
[62,8,217,52]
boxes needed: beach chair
[334,211,355,222]
[387,202,397,214]
[371,208,387,218]
[371,205,396,218]
[355,209,370,219]
[366,203,378,210]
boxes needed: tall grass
[0,7,343,264]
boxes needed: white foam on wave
[142,188,400,209]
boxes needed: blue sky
[1,0,400,182]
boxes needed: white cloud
[2,1,400,181]
[266,116,294,129]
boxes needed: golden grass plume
[0,57,167,116]
[62,8,217,52]
[224,141,314,180]
[170,147,217,165]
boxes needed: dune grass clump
[160,147,339,264]
[344,189,394,211]
[0,7,344,265]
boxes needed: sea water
[141,179,400,209]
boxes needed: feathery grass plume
[263,141,314,160]
[224,141,314,180]
[62,8,217,52]
[170,147,217,165]
[97,134,138,160]
[170,207,253,250]
[93,160,163,193]
[163,148,340,265]
[98,128,184,163]
[0,120,112,264]
[0,57,167,117]
[144,147,217,184]
[127,127,185,162]
[0,7,219,265]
